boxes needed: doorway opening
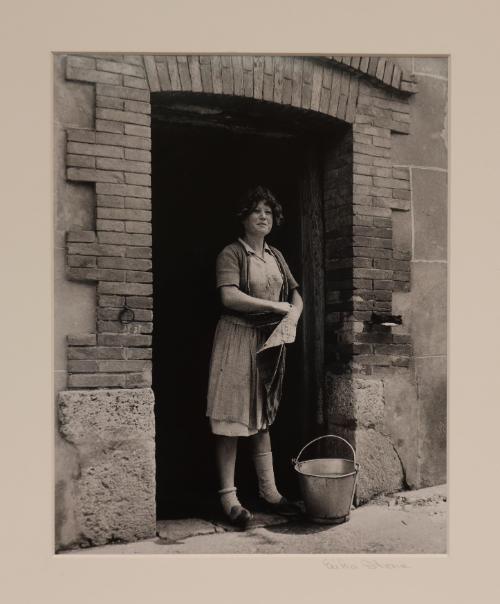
[151,93,342,520]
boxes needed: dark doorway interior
[152,97,333,520]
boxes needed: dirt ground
[61,484,447,555]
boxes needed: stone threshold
[156,510,294,544]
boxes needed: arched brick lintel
[65,55,415,130]
[147,55,364,124]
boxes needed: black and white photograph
[53,52,448,555]
[5,0,500,602]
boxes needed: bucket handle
[292,434,356,467]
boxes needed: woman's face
[242,200,273,238]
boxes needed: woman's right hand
[272,302,293,315]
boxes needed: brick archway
[58,53,417,548]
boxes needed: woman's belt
[221,311,282,328]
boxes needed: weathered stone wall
[56,388,156,548]
[391,57,448,487]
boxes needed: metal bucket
[292,435,360,524]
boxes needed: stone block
[391,75,447,169]
[354,428,404,503]
[58,390,154,450]
[323,425,404,503]
[382,373,419,488]
[412,168,447,261]
[156,519,217,541]
[415,356,447,487]
[325,374,384,428]
[410,262,447,356]
[57,388,155,547]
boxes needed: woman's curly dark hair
[236,185,284,227]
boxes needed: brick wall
[64,55,153,389]
[322,79,414,382]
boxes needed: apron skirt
[206,315,285,436]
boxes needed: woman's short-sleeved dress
[206,238,298,437]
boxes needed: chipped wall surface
[325,374,405,502]
[54,54,99,549]
[54,55,96,388]
[56,389,156,549]
[391,57,448,487]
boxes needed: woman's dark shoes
[258,496,302,517]
[227,504,253,530]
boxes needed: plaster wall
[54,55,97,547]
[391,57,448,486]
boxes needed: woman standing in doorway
[206,185,303,529]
